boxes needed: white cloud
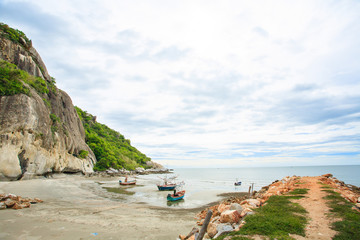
[2,0,360,167]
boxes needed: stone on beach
[207,222,218,238]
[220,210,241,223]
[229,203,243,214]
[213,223,233,238]
[240,199,260,208]
[0,193,43,210]
[218,203,231,213]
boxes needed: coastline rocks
[207,222,218,238]
[322,173,333,178]
[229,203,243,214]
[182,174,360,239]
[218,203,231,213]
[0,193,43,210]
[240,199,261,208]
[87,167,172,178]
[220,210,241,223]
[213,224,233,238]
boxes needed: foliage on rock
[75,106,151,171]
[0,60,49,96]
[0,23,32,49]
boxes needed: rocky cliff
[0,26,96,180]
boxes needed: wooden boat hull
[167,190,185,201]
[119,180,136,185]
[157,184,176,191]
[234,182,242,186]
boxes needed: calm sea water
[173,165,360,192]
[120,165,360,208]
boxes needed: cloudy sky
[1,0,360,168]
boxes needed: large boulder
[207,222,218,238]
[213,223,233,238]
[0,32,95,180]
[220,210,241,223]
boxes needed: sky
[1,0,360,168]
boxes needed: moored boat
[234,181,242,186]
[167,190,185,201]
[157,184,177,191]
[119,176,136,185]
[234,178,242,186]
[119,180,136,185]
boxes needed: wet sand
[0,174,239,240]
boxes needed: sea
[173,165,360,192]
[109,165,360,209]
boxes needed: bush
[75,106,151,170]
[0,60,51,96]
[79,150,89,159]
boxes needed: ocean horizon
[172,164,360,190]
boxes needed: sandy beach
[0,174,214,240]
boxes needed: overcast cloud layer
[1,0,360,168]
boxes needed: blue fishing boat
[167,190,185,201]
[234,181,242,186]
[157,184,176,191]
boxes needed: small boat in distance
[234,178,242,186]
[167,190,185,201]
[119,176,136,185]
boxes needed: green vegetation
[75,106,151,171]
[216,189,308,240]
[0,22,32,49]
[323,189,360,239]
[79,150,89,159]
[0,60,51,96]
[288,188,308,195]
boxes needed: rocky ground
[180,174,360,240]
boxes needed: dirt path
[292,177,337,240]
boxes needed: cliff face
[0,33,96,180]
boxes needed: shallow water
[98,165,360,209]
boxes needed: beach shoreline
[0,173,244,240]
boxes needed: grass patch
[215,192,308,240]
[288,188,308,195]
[318,182,333,189]
[323,190,360,239]
[294,182,306,185]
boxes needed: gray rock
[135,167,145,173]
[230,203,243,214]
[213,223,234,238]
[0,35,95,180]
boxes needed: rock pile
[318,174,360,210]
[0,193,43,210]
[86,167,172,177]
[179,175,360,239]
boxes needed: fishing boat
[167,190,185,201]
[119,176,136,185]
[157,183,177,191]
[119,180,136,185]
[157,175,181,191]
[234,178,242,186]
